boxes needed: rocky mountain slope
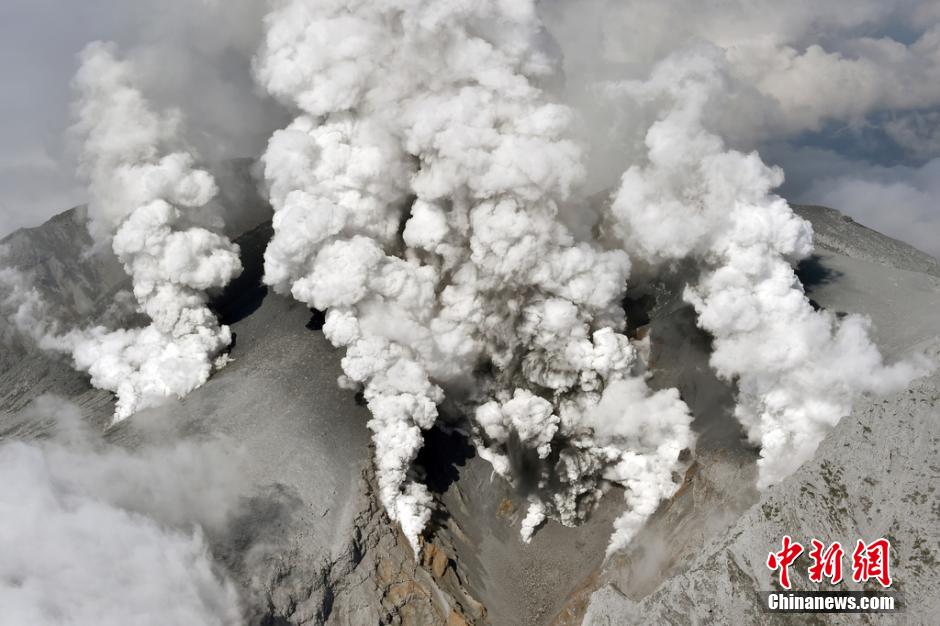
[1,202,937,624]
[579,205,940,625]
[0,217,486,624]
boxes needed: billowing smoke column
[255,0,693,551]
[53,42,243,420]
[0,0,928,561]
[605,49,928,488]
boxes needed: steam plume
[605,49,929,488]
[50,42,243,420]
[1,0,932,560]
[254,0,692,551]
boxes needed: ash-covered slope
[793,205,940,279]
[0,206,133,426]
[580,206,940,625]
[0,213,485,624]
[0,206,128,322]
[0,206,130,378]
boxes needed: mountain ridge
[1,202,938,624]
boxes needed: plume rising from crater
[0,0,929,560]
[253,0,694,551]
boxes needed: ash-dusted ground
[1,218,484,624]
[1,202,937,625]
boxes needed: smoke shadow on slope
[306,308,326,331]
[207,483,318,625]
[413,425,476,540]
[622,292,654,337]
[214,221,273,326]
[212,483,304,574]
[796,255,850,315]
[638,282,753,455]
[796,254,844,292]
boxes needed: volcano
[1,200,937,625]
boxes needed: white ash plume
[520,499,547,543]
[606,49,929,489]
[580,377,693,553]
[52,42,243,420]
[255,0,693,551]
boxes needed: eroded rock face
[228,466,485,625]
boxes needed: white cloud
[0,396,244,625]
[806,158,940,257]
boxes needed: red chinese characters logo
[767,536,892,589]
[852,538,892,588]
[808,539,844,584]
[767,535,804,589]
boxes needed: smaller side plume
[39,42,244,420]
[580,378,693,553]
[607,49,930,489]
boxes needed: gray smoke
[0,396,244,625]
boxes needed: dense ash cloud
[0,396,244,625]
[254,0,693,551]
[0,0,934,558]
[250,0,927,551]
